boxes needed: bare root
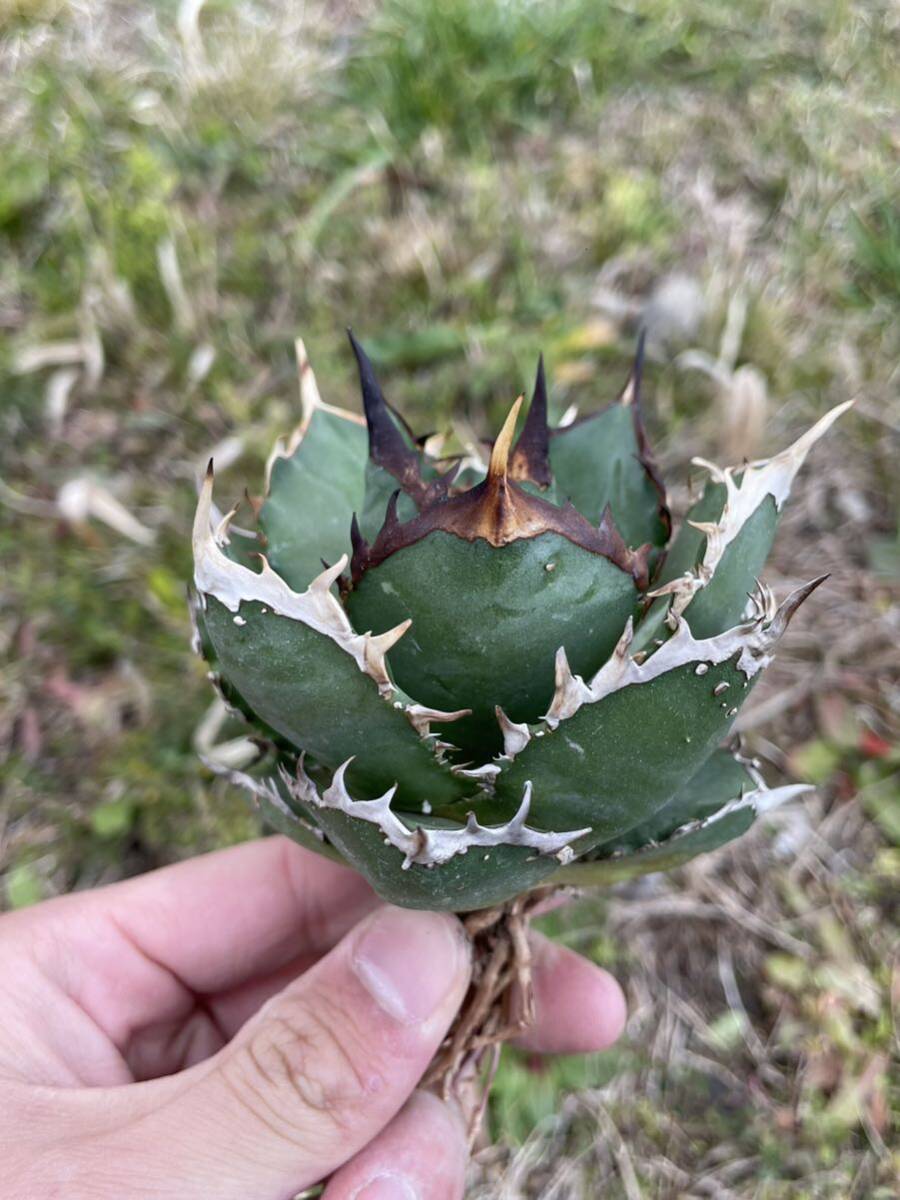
[423,886,557,1145]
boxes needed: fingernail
[351,1172,418,1200]
[352,907,467,1025]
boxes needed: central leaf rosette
[191,332,850,911]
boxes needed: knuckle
[224,991,383,1143]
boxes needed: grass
[1,0,898,1194]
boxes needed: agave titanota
[191,332,851,912]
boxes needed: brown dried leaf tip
[508,355,552,489]
[351,395,651,587]
[348,329,449,508]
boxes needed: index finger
[7,837,374,1047]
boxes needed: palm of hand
[0,838,624,1200]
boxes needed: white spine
[288,758,591,869]
[192,467,409,697]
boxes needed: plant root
[423,886,558,1146]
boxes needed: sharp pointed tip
[597,501,615,533]
[350,334,400,464]
[205,458,214,478]
[531,354,548,413]
[489,395,524,479]
[775,573,829,631]
[385,489,402,527]
[507,358,552,487]
[801,572,830,600]
[620,330,646,407]
[350,510,363,546]
[347,327,366,363]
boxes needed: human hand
[0,837,625,1199]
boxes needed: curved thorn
[309,555,348,593]
[495,706,532,758]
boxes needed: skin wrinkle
[126,1003,228,1081]
[225,990,387,1151]
[0,951,130,1088]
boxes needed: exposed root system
[423,886,558,1145]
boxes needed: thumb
[112,906,471,1199]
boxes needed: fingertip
[324,1090,467,1200]
[351,906,471,1028]
[518,932,627,1055]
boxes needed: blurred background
[1,1,898,1194]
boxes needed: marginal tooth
[751,782,814,814]
[293,753,319,802]
[653,406,848,628]
[373,783,399,814]
[765,574,828,640]
[548,575,826,727]
[543,646,594,729]
[309,554,349,593]
[302,761,590,868]
[350,512,367,556]
[329,757,355,802]
[263,436,289,490]
[451,762,502,783]
[488,395,524,480]
[646,571,702,602]
[382,490,403,535]
[691,455,727,483]
[614,615,635,658]
[495,706,532,757]
[212,502,239,547]
[366,619,412,658]
[508,780,533,830]
[404,703,471,738]
[295,336,323,427]
[687,519,720,536]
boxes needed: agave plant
[191,332,850,913]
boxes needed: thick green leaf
[260,408,368,591]
[212,752,349,865]
[549,806,756,886]
[494,655,756,845]
[201,597,468,810]
[633,480,778,650]
[654,481,727,587]
[550,404,668,548]
[684,497,778,639]
[357,461,419,542]
[309,806,563,911]
[606,747,753,851]
[347,530,638,756]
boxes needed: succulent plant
[191,332,850,914]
